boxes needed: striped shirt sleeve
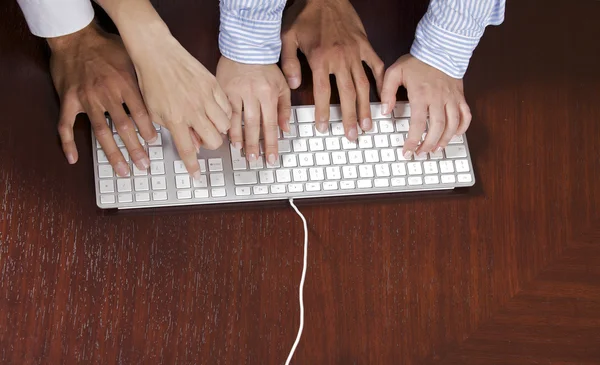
[410,0,506,79]
[219,0,287,65]
[16,0,94,38]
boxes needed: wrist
[46,22,102,53]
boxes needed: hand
[216,57,291,165]
[281,0,384,140]
[49,22,156,177]
[97,0,232,182]
[381,54,472,159]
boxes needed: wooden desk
[1,0,599,363]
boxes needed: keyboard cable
[286,198,308,365]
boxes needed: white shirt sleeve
[16,0,95,38]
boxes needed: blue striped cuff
[218,10,283,64]
[410,13,482,79]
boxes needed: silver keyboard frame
[92,102,476,210]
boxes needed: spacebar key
[234,171,258,185]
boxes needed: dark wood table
[1,0,599,364]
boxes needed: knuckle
[203,137,222,150]
[106,150,124,162]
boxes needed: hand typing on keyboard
[48,22,157,177]
[216,56,292,166]
[281,0,385,141]
[381,55,472,160]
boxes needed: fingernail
[147,135,158,144]
[381,103,389,115]
[116,162,129,176]
[403,150,413,160]
[267,153,277,165]
[417,151,427,158]
[288,77,300,89]
[361,118,372,131]
[233,142,242,150]
[284,120,291,132]
[140,158,150,169]
[192,171,202,183]
[248,153,257,162]
[66,153,76,164]
[317,122,328,133]
[435,146,442,153]
[347,126,358,141]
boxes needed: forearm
[95,0,172,59]
[219,0,286,64]
[410,0,506,78]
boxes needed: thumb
[281,34,302,89]
[380,64,404,115]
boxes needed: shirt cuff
[17,0,95,38]
[218,7,284,65]
[409,13,482,79]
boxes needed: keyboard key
[295,107,315,122]
[174,161,187,174]
[298,153,314,167]
[298,124,314,137]
[236,187,251,196]
[449,135,464,144]
[249,157,265,170]
[309,167,325,181]
[455,159,470,172]
[364,150,379,163]
[198,159,207,173]
[135,192,150,202]
[148,147,163,160]
[114,134,125,147]
[230,145,247,170]
[323,181,338,191]
[208,158,223,172]
[390,134,405,147]
[177,190,192,199]
[381,149,395,162]
[314,126,330,137]
[293,139,308,152]
[457,174,473,183]
[118,193,133,203]
[326,166,341,180]
[395,119,410,132]
[259,170,275,184]
[266,156,281,168]
[358,135,373,149]
[391,163,407,176]
[283,125,298,138]
[332,152,347,165]
[134,177,149,191]
[391,177,406,186]
[364,121,379,134]
[288,184,304,193]
[445,145,467,158]
[278,140,292,153]
[175,174,191,189]
[430,149,444,160]
[424,175,440,184]
[98,165,114,178]
[408,176,423,185]
[441,174,456,184]
[329,106,342,121]
[100,194,115,204]
[210,173,225,187]
[315,152,330,166]
[309,138,324,151]
[99,180,114,193]
[212,188,227,197]
[117,178,132,192]
[282,155,297,168]
[293,168,308,182]
[414,153,428,161]
[325,137,341,150]
[150,161,165,175]
[439,160,454,173]
[393,103,410,118]
[331,122,345,136]
[342,166,358,179]
[379,119,395,133]
[97,150,108,163]
[148,133,162,146]
[193,175,208,188]
[253,186,269,195]
[374,135,389,148]
[370,104,389,119]
[151,176,167,190]
[271,184,286,194]
[306,182,321,192]
[423,161,438,174]
[133,164,148,176]
[340,180,355,189]
[120,148,130,162]
[233,171,258,185]
[153,191,168,201]
[374,178,390,187]
[348,151,363,164]
[407,162,422,175]
[276,169,292,183]
[359,165,374,178]
[375,164,390,177]
[341,137,357,149]
[194,189,209,198]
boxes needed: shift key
[234,171,258,185]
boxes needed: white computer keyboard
[92,102,475,209]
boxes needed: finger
[108,98,150,171]
[243,98,261,162]
[170,123,201,182]
[281,34,302,89]
[380,64,403,116]
[259,91,280,167]
[190,128,202,153]
[312,67,331,133]
[228,96,244,150]
[121,85,157,144]
[335,68,358,141]
[456,101,472,135]
[211,86,233,129]
[57,95,83,164]
[351,64,372,132]
[418,101,444,155]
[278,84,292,133]
[436,102,460,151]
[361,45,385,97]
[88,104,130,177]
[403,100,427,159]
[191,112,224,151]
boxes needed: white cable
[286,198,308,365]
